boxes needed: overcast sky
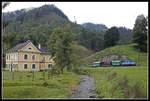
[2,2,148,29]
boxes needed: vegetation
[82,44,148,66]
[117,27,132,45]
[2,4,148,99]
[77,28,104,51]
[82,22,108,32]
[132,14,148,52]
[104,27,120,48]
[73,42,93,60]
[80,43,148,98]
[3,4,132,53]
[48,26,75,74]
[3,71,80,98]
[2,2,10,9]
[81,66,147,98]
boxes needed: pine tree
[132,14,148,52]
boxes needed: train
[92,60,136,67]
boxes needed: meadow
[2,44,148,99]
[2,70,80,98]
[80,66,148,98]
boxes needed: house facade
[5,40,54,71]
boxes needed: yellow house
[5,40,54,71]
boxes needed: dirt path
[71,75,98,98]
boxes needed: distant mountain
[81,22,132,44]
[82,23,108,32]
[118,27,132,35]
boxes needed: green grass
[82,44,148,66]
[82,66,148,98]
[73,42,93,60]
[2,44,148,99]
[2,71,81,99]
[79,44,148,98]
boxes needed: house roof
[6,40,31,53]
[6,40,50,54]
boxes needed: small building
[5,40,54,71]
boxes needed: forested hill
[2,4,107,52]
[82,23,108,32]
[82,23,132,44]
[3,4,133,53]
[3,4,82,51]
[3,4,68,23]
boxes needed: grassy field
[2,44,148,99]
[80,66,148,98]
[82,44,148,66]
[79,44,148,98]
[2,70,81,99]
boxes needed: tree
[2,2,10,28]
[2,2,10,9]
[132,14,148,52]
[104,27,120,48]
[77,28,104,51]
[49,25,74,74]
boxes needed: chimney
[38,44,41,49]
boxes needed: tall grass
[2,71,81,98]
[82,66,148,98]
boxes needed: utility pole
[74,16,77,24]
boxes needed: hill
[3,4,104,52]
[73,43,94,60]
[2,4,133,55]
[82,23,108,32]
[82,44,147,66]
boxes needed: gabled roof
[6,40,31,53]
[6,40,49,54]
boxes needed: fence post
[43,70,45,80]
[12,71,14,80]
[32,71,34,81]
[48,69,50,79]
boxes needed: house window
[24,54,28,59]
[24,64,27,69]
[6,55,8,60]
[29,47,31,49]
[32,55,35,60]
[48,64,52,68]
[32,64,36,69]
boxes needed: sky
[2,2,148,29]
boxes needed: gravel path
[71,75,98,98]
